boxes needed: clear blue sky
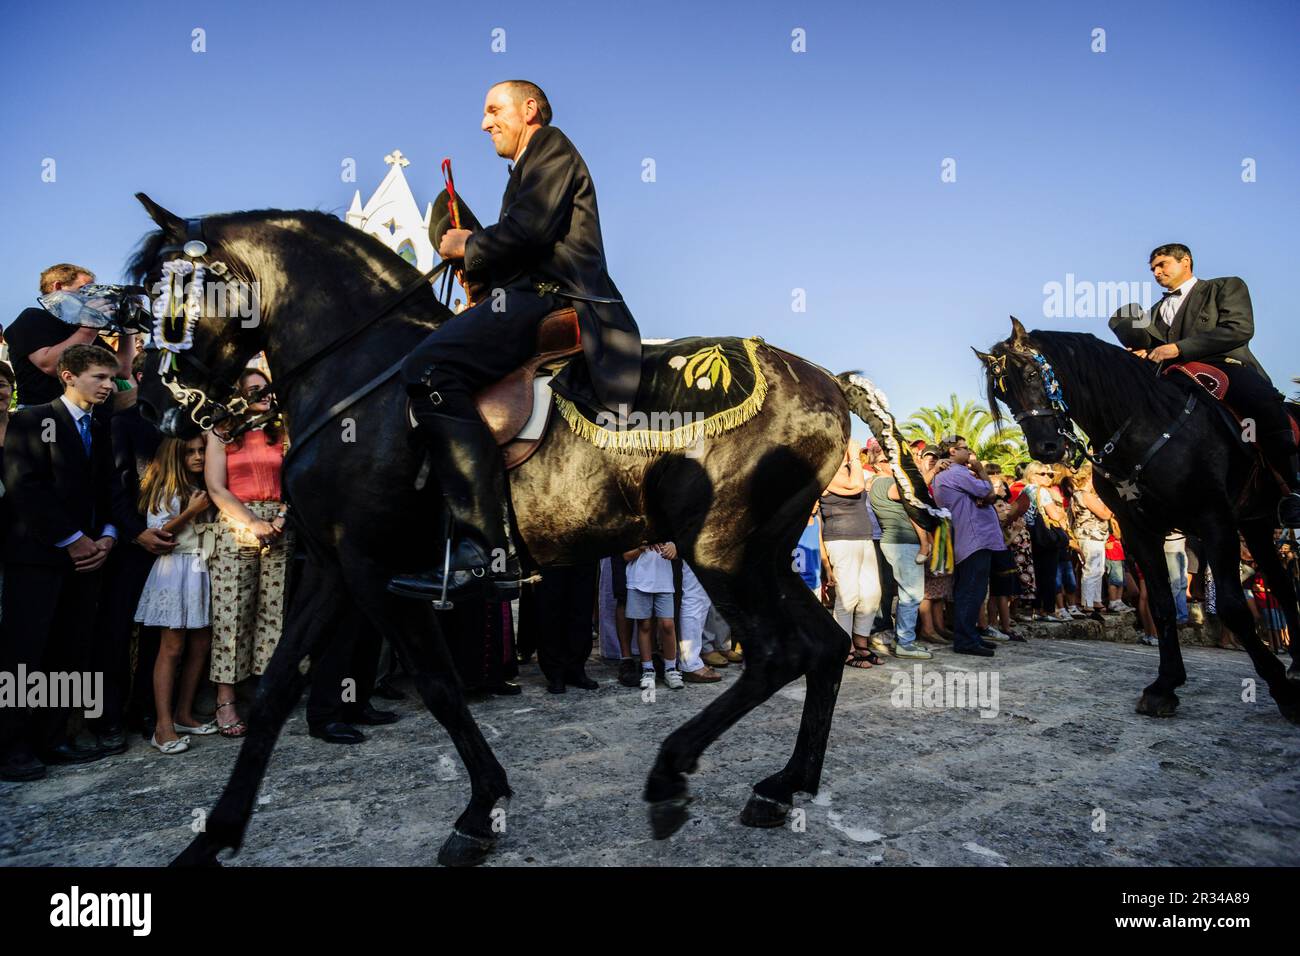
[3,0,1297,434]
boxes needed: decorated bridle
[987,334,1201,500]
[988,341,1132,474]
[148,217,275,440]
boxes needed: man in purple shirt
[932,438,1007,657]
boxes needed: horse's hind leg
[741,571,848,827]
[1237,520,1299,722]
[340,560,511,866]
[172,556,343,865]
[644,562,823,838]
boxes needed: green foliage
[901,392,1030,473]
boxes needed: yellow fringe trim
[554,336,769,455]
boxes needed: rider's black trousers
[400,286,561,420]
[1197,360,1296,458]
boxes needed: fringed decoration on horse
[840,372,950,524]
[553,336,769,454]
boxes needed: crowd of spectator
[1,262,1295,785]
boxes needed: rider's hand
[439,229,472,260]
[658,541,678,560]
[1146,343,1180,363]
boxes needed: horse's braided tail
[835,371,949,531]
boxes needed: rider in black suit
[1109,243,1300,526]
[391,81,642,599]
[0,345,120,781]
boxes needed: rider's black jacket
[1109,276,1270,384]
[464,125,642,413]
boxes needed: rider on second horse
[1109,243,1300,526]
[388,80,643,600]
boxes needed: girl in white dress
[134,435,214,754]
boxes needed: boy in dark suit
[0,344,120,781]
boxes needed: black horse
[128,194,941,865]
[976,318,1299,723]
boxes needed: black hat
[429,188,483,253]
[1108,302,1152,350]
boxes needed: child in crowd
[622,541,682,690]
[1104,528,1134,612]
[134,436,215,754]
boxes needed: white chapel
[345,149,436,272]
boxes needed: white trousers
[1081,539,1106,608]
[679,562,711,672]
[824,538,882,636]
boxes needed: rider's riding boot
[387,395,522,602]
[1261,428,1300,527]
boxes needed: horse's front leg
[1122,521,1187,717]
[341,560,512,867]
[172,557,342,865]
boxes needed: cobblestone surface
[2,615,1296,867]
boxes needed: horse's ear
[972,347,996,366]
[136,192,185,237]
[1009,316,1029,342]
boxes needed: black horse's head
[129,193,269,437]
[975,317,1069,463]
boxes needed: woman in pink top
[204,368,293,737]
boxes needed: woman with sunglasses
[204,367,292,738]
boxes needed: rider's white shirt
[1159,275,1198,327]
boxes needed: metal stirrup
[432,512,455,611]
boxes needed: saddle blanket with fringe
[554,336,768,453]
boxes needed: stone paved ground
[2,620,1297,867]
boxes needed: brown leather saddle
[409,307,583,470]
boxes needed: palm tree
[901,393,1029,472]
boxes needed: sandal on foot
[845,640,886,668]
[216,701,247,738]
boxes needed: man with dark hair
[3,263,134,408]
[0,344,120,780]
[932,445,1004,657]
[1109,245,1300,525]
[390,80,642,599]
[937,435,968,459]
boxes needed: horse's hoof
[648,796,692,840]
[1135,691,1179,717]
[436,828,497,867]
[169,834,224,867]
[739,791,793,829]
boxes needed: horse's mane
[126,208,425,287]
[125,207,450,340]
[994,330,1191,435]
